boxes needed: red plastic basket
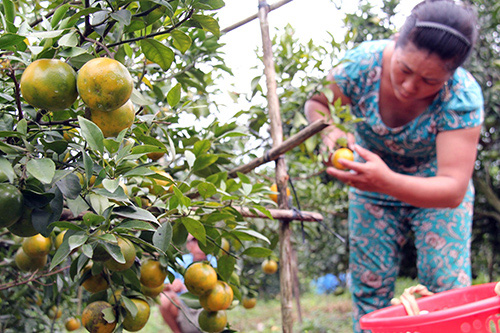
[360,282,500,333]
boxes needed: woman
[304,1,483,332]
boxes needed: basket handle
[390,284,434,316]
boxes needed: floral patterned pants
[348,189,473,333]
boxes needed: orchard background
[0,0,498,332]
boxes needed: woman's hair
[396,0,478,71]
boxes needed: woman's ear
[392,33,400,42]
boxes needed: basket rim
[360,282,500,329]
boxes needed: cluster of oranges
[14,234,51,273]
[20,57,135,138]
[184,262,234,333]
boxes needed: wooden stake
[235,206,323,221]
[258,1,294,331]
[228,119,328,177]
[221,0,294,34]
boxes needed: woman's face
[389,42,453,103]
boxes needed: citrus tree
[0,1,278,332]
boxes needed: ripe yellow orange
[332,148,354,170]
[140,259,167,288]
[63,128,79,141]
[262,259,278,275]
[22,234,52,257]
[269,183,291,204]
[0,183,24,229]
[77,57,133,112]
[184,262,217,296]
[199,281,234,311]
[242,297,257,309]
[7,208,38,237]
[82,267,109,293]
[146,151,165,161]
[220,238,230,255]
[141,283,164,298]
[103,237,136,271]
[81,301,117,333]
[55,230,66,250]
[198,309,227,333]
[48,305,62,320]
[149,169,174,194]
[14,248,47,272]
[122,298,150,332]
[90,100,135,138]
[65,317,81,331]
[20,59,78,111]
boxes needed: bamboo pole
[228,119,328,177]
[258,2,294,332]
[235,207,323,222]
[221,0,294,34]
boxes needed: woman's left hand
[326,144,394,192]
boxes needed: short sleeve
[437,68,484,131]
[331,40,388,101]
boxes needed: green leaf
[110,9,132,26]
[27,158,55,184]
[241,247,273,258]
[82,212,106,227]
[51,4,70,28]
[102,307,116,324]
[114,220,156,232]
[193,139,211,156]
[102,178,119,193]
[233,227,270,244]
[113,206,159,224]
[193,154,218,171]
[55,173,81,200]
[78,116,104,153]
[49,238,71,270]
[104,241,125,264]
[198,182,217,199]
[167,83,182,107]
[153,222,172,253]
[237,172,251,184]
[171,29,192,54]
[68,234,89,251]
[121,295,138,318]
[0,33,25,49]
[191,15,220,36]
[180,217,205,245]
[140,39,174,71]
[217,255,235,282]
[0,157,15,183]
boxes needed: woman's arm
[328,126,481,208]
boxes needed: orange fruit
[332,148,354,170]
[7,208,38,237]
[198,309,227,333]
[14,248,47,272]
[269,183,291,204]
[184,262,217,296]
[77,57,133,112]
[0,183,24,228]
[262,259,278,275]
[146,151,165,161]
[90,99,135,138]
[81,301,117,333]
[65,317,81,331]
[55,230,67,250]
[20,59,78,111]
[140,259,167,288]
[149,169,174,194]
[199,281,234,311]
[48,305,62,320]
[22,234,52,257]
[141,283,164,298]
[63,128,79,141]
[242,297,257,309]
[220,238,230,255]
[122,298,150,332]
[103,237,136,271]
[81,267,109,293]
[108,289,123,305]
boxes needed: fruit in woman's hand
[332,147,354,170]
